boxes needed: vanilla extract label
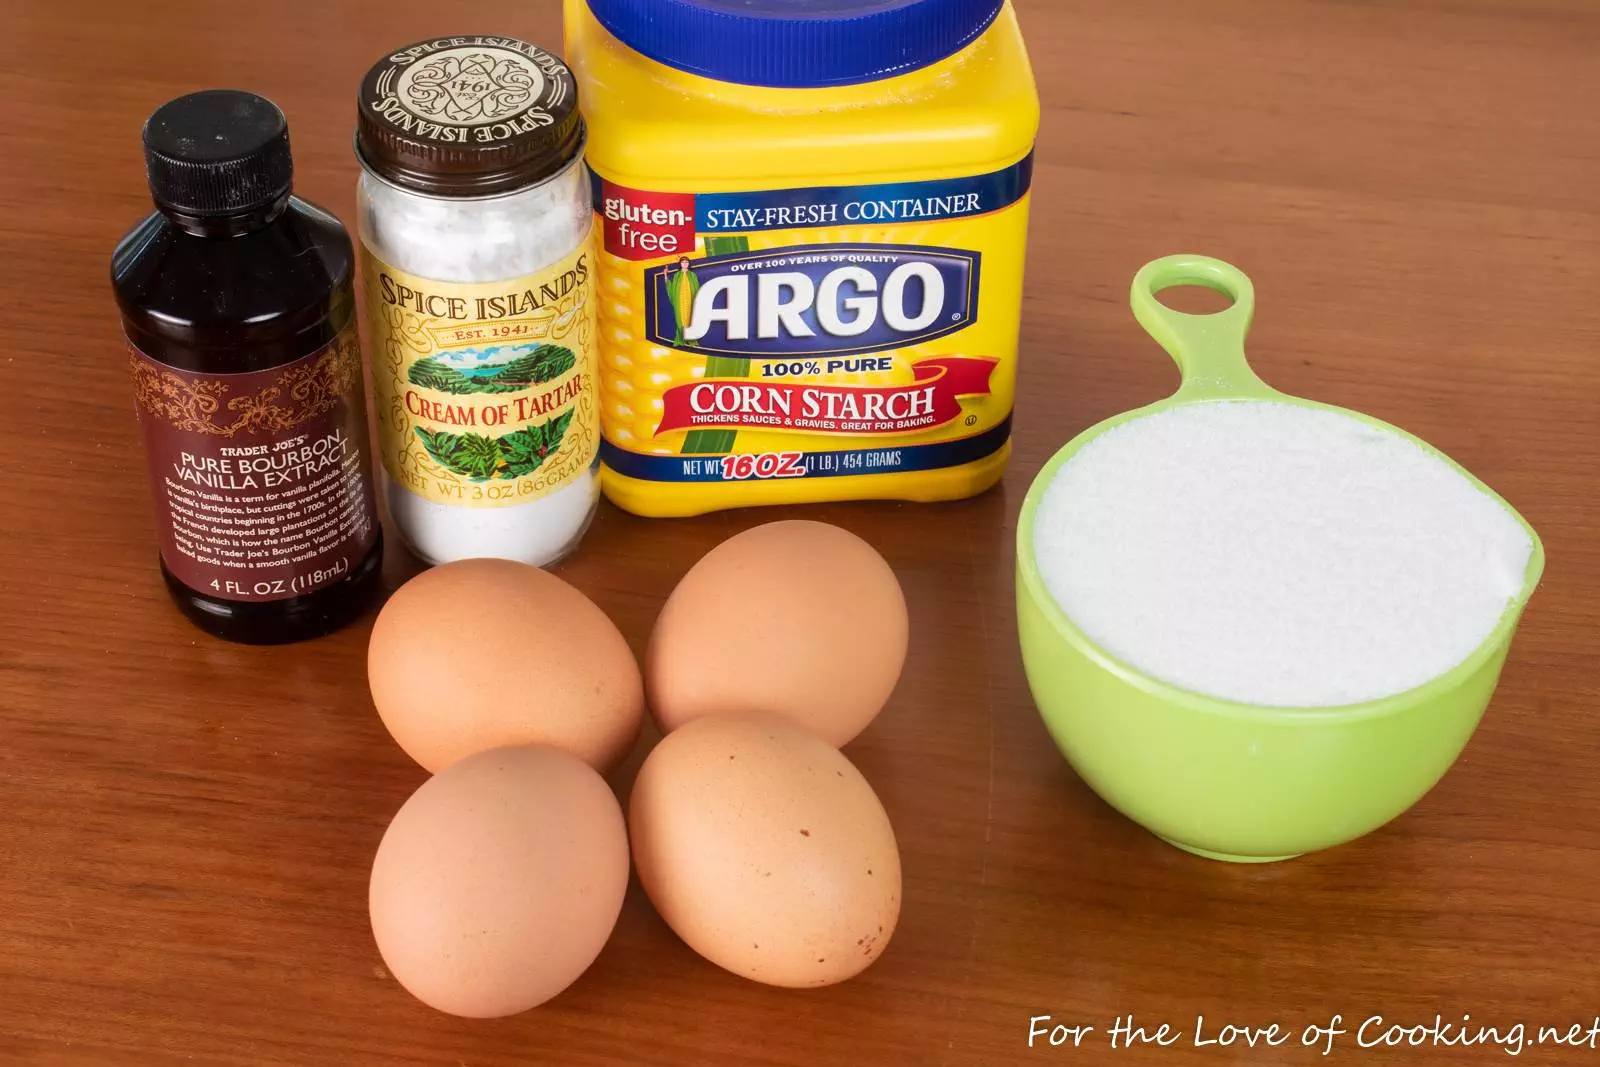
[128,328,380,603]
[173,431,355,489]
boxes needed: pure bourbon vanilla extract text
[112,90,383,643]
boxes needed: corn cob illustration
[682,235,750,455]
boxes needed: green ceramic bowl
[1016,254,1545,863]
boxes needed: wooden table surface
[4,1,1598,1064]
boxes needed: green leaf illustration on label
[407,344,577,395]
[415,410,576,482]
[416,428,503,481]
[500,409,576,478]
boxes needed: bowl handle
[1130,255,1279,402]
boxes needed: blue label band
[601,416,1012,483]
[590,154,1033,234]
[646,243,981,358]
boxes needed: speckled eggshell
[368,745,630,1018]
[647,521,908,747]
[368,558,644,773]
[629,714,902,988]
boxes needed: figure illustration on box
[665,256,701,348]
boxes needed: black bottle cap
[142,90,294,217]
[356,37,583,198]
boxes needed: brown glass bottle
[112,90,383,644]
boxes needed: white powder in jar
[358,156,600,568]
[1032,401,1534,707]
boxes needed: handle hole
[1154,283,1236,315]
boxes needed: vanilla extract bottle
[112,90,383,643]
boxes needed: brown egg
[630,714,901,988]
[368,559,643,773]
[369,746,629,1018]
[647,521,907,747]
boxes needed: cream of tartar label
[360,237,598,508]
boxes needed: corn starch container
[564,0,1040,517]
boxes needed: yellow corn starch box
[566,0,1040,517]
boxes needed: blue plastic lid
[585,0,1006,89]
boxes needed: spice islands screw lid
[584,0,1006,89]
[356,36,583,198]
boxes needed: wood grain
[2,1,1597,1064]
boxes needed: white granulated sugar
[360,157,598,567]
[1033,401,1533,707]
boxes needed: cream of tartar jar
[354,36,599,567]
